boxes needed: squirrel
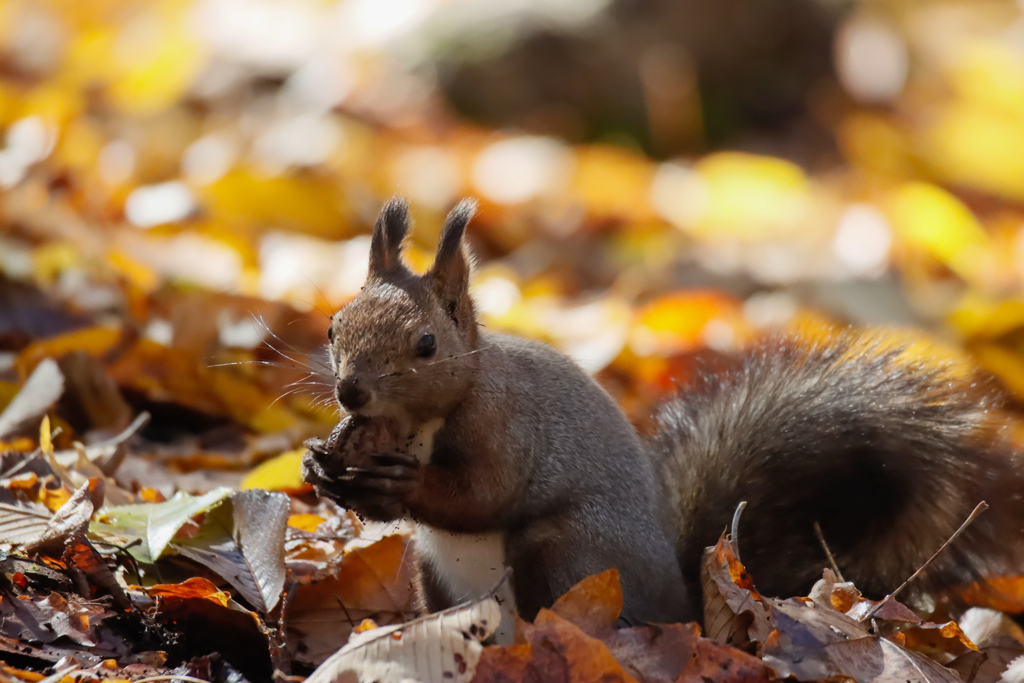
[302,197,1024,631]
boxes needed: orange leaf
[145,577,231,607]
[550,568,622,639]
[962,575,1024,614]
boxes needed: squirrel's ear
[428,198,477,310]
[368,197,412,281]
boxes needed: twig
[334,593,356,626]
[730,501,747,562]
[488,566,514,598]
[860,501,988,622]
[813,520,845,582]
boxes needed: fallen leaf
[962,575,1024,614]
[143,576,231,606]
[240,447,308,492]
[605,622,702,683]
[172,490,288,613]
[287,513,325,533]
[63,531,131,610]
[24,477,104,556]
[550,568,622,639]
[0,501,52,545]
[701,533,771,647]
[0,359,64,440]
[900,620,977,660]
[763,597,962,683]
[476,608,638,683]
[286,533,419,666]
[91,487,231,563]
[307,595,501,683]
[678,636,772,683]
[948,608,1024,683]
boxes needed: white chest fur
[416,525,515,642]
[407,418,444,465]
[415,526,508,602]
[407,418,516,641]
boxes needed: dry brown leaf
[808,568,861,612]
[948,608,1024,683]
[286,532,419,667]
[0,501,52,545]
[678,637,772,683]
[845,597,922,623]
[306,594,501,683]
[474,608,638,683]
[605,622,703,683]
[144,577,231,605]
[63,531,131,610]
[172,490,289,613]
[900,620,977,661]
[763,597,962,683]
[24,477,104,556]
[701,533,771,647]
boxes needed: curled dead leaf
[701,533,771,648]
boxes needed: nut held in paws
[324,414,403,470]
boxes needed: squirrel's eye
[327,327,334,343]
[416,334,436,359]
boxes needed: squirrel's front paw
[303,446,420,521]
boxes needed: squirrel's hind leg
[505,509,691,625]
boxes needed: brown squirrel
[302,197,1024,629]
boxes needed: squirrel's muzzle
[337,377,371,411]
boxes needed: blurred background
[2,0,1024,462]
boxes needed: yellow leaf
[948,292,1024,341]
[570,145,656,220]
[241,448,308,492]
[658,152,813,240]
[107,8,205,116]
[919,102,1024,203]
[288,514,325,533]
[972,344,1024,401]
[16,326,122,379]
[947,40,1024,120]
[200,169,351,238]
[887,182,996,285]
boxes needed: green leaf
[90,487,231,563]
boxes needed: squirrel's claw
[302,443,418,522]
[301,449,336,486]
[371,451,421,468]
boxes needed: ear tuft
[433,198,478,271]
[428,198,478,321]
[369,197,412,280]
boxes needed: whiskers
[377,347,486,379]
[208,311,338,413]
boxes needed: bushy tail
[651,334,1024,606]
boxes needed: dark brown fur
[653,336,1024,610]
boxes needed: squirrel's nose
[337,377,370,411]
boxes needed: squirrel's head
[328,197,481,424]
